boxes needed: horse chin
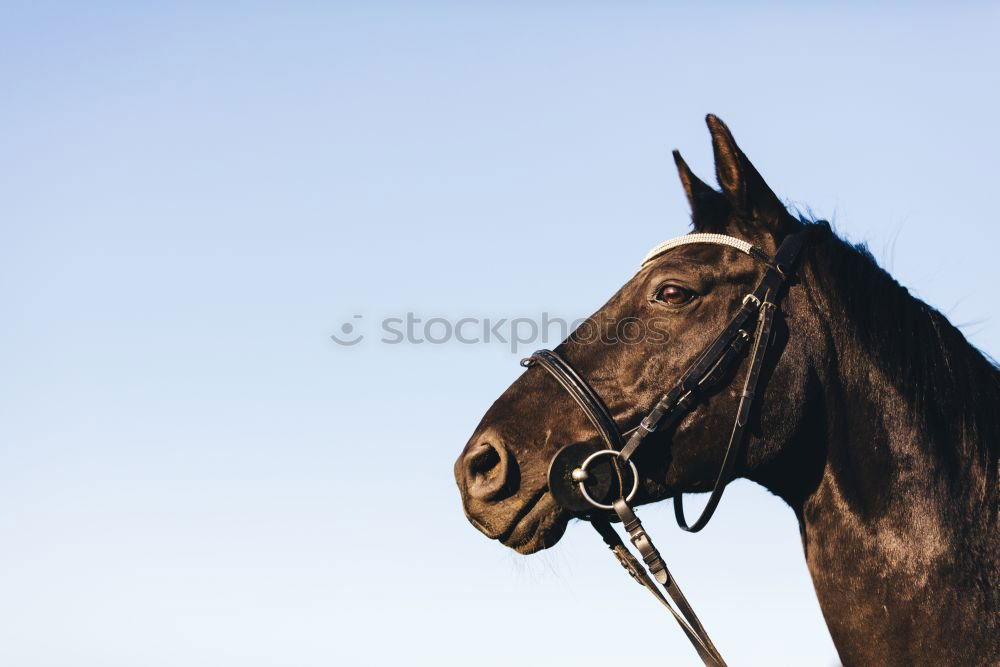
[498,493,570,554]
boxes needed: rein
[520,229,807,666]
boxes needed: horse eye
[655,284,695,305]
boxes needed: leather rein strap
[520,230,807,666]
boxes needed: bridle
[520,229,807,666]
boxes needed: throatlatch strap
[674,298,776,532]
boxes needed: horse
[453,115,999,665]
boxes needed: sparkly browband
[641,233,756,268]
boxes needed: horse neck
[792,233,1000,664]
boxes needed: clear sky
[2,3,998,666]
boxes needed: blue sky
[2,3,998,665]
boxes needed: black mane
[804,220,1000,492]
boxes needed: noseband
[521,230,807,666]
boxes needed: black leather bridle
[520,229,807,666]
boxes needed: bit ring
[575,450,639,510]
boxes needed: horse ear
[705,114,790,234]
[672,149,729,232]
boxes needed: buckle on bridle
[742,293,761,308]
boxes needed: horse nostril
[463,440,514,501]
